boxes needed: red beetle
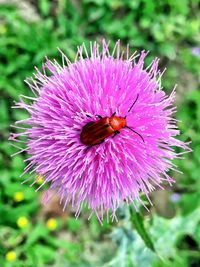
[80,94,144,149]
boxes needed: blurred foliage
[0,0,199,266]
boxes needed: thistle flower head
[11,41,189,221]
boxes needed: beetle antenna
[124,94,139,118]
[127,94,139,113]
[125,126,145,143]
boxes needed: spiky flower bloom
[11,41,189,221]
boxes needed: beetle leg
[86,114,92,118]
[97,139,105,144]
[84,145,92,152]
[95,114,102,119]
[112,130,120,138]
[84,139,105,152]
[111,112,116,117]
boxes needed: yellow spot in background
[13,191,24,202]
[0,25,7,34]
[17,216,28,228]
[36,175,44,185]
[5,251,16,262]
[46,218,57,231]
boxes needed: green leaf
[66,217,81,233]
[0,201,38,225]
[38,0,51,16]
[130,208,156,252]
[25,223,48,247]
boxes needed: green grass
[0,1,199,266]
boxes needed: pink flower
[10,41,189,221]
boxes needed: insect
[80,94,144,150]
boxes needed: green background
[0,0,199,266]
